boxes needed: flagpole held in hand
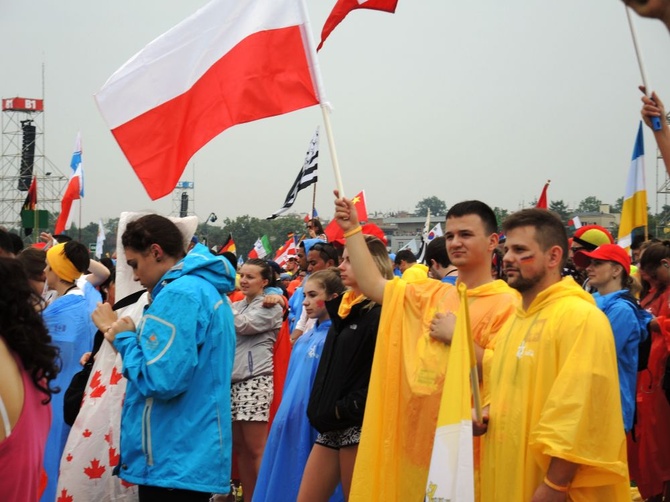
[298,0,345,197]
[626,5,662,131]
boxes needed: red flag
[22,175,37,237]
[325,220,386,245]
[352,190,369,222]
[55,134,83,235]
[274,236,297,268]
[535,180,551,209]
[95,0,321,200]
[318,0,398,51]
[218,233,236,255]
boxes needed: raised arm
[641,88,670,177]
[334,190,387,304]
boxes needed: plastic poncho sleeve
[114,288,204,400]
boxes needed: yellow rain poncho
[482,277,630,501]
[350,276,517,501]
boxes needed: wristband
[343,226,362,238]
[543,476,569,493]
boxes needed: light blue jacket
[114,244,236,493]
[594,290,651,432]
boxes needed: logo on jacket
[146,333,159,350]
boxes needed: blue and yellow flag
[619,122,647,249]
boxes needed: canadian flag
[95,0,322,200]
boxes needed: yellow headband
[46,243,81,283]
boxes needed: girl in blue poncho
[254,268,345,502]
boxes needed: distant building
[570,204,620,233]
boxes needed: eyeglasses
[306,225,313,229]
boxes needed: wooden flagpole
[298,0,345,198]
[626,5,662,131]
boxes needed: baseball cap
[573,244,631,273]
[572,225,614,251]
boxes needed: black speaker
[180,192,189,217]
[18,120,36,191]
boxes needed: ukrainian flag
[618,122,647,250]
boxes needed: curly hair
[0,258,59,403]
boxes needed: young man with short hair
[480,208,629,501]
[332,193,517,501]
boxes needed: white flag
[95,219,106,259]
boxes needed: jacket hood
[155,243,236,297]
[302,238,322,255]
[466,279,518,299]
[596,289,652,332]
[521,276,594,317]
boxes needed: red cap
[573,244,631,273]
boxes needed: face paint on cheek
[316,299,326,309]
[519,255,535,263]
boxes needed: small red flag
[318,0,398,51]
[535,180,551,209]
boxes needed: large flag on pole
[22,175,37,236]
[274,235,298,267]
[268,128,319,219]
[55,133,84,235]
[618,122,647,250]
[425,283,475,502]
[95,0,323,201]
[318,0,398,51]
[218,233,236,255]
[535,180,550,209]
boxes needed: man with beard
[480,208,630,501]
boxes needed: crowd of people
[4,4,670,498]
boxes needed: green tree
[492,207,509,228]
[613,197,624,214]
[549,200,570,222]
[577,196,603,213]
[415,196,447,217]
[219,215,306,258]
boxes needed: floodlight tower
[0,97,66,232]
[171,181,196,217]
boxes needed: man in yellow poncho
[480,208,630,501]
[332,194,518,501]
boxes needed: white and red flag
[318,0,398,51]
[55,133,84,235]
[95,0,323,200]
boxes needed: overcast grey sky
[2,0,670,226]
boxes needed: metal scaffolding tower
[1,96,66,234]
[171,180,196,217]
[655,112,670,235]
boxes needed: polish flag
[95,0,323,200]
[318,0,398,51]
[55,133,84,235]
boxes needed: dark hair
[395,249,417,266]
[17,247,47,281]
[640,241,670,275]
[0,229,13,255]
[0,258,59,403]
[425,236,450,268]
[447,200,498,235]
[8,232,24,254]
[306,267,345,297]
[122,214,186,259]
[63,240,91,274]
[244,258,276,288]
[503,209,568,268]
[308,218,325,234]
[309,242,339,266]
[220,251,238,271]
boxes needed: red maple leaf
[57,489,73,502]
[120,479,135,488]
[89,384,107,398]
[82,429,92,438]
[108,446,120,467]
[83,458,106,479]
[104,431,112,445]
[109,366,122,385]
[66,453,73,462]
[89,370,102,389]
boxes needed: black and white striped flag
[267,127,319,219]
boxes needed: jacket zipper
[142,397,154,466]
